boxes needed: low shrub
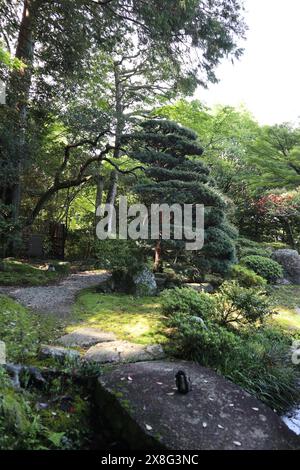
[225,326,300,412]
[161,287,217,320]
[241,255,283,283]
[239,247,272,259]
[49,261,71,275]
[0,368,94,450]
[0,369,45,450]
[167,313,240,368]
[236,237,272,259]
[0,295,60,362]
[165,313,300,412]
[94,239,145,274]
[230,264,267,288]
[214,281,272,327]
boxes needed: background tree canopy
[0,0,246,255]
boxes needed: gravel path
[0,270,110,317]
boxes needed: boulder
[84,340,164,364]
[133,267,157,296]
[272,249,300,284]
[39,345,80,362]
[95,361,300,450]
[110,266,157,295]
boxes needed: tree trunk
[94,174,104,232]
[103,61,125,232]
[105,170,118,234]
[7,0,36,218]
[154,239,162,272]
[283,219,295,249]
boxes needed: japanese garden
[0,0,300,455]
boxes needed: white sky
[195,0,300,125]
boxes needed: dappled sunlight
[271,307,300,331]
[69,292,167,345]
[269,286,300,331]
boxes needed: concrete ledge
[95,360,300,450]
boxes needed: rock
[84,340,165,364]
[5,363,22,388]
[133,267,157,296]
[95,361,300,450]
[0,341,6,365]
[272,249,300,284]
[276,278,292,286]
[110,267,157,295]
[39,345,80,362]
[184,282,214,293]
[154,274,167,289]
[57,327,116,348]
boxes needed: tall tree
[244,124,300,191]
[122,119,237,274]
[0,0,246,251]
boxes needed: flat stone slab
[39,345,80,361]
[84,341,165,364]
[96,361,300,450]
[57,327,116,347]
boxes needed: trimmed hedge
[241,255,283,283]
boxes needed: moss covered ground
[269,286,300,332]
[0,259,70,286]
[71,291,167,345]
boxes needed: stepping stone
[39,344,80,361]
[57,327,116,348]
[84,340,165,364]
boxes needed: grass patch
[0,295,64,362]
[71,292,167,345]
[0,259,69,286]
[268,286,300,332]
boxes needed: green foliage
[0,259,65,286]
[0,295,61,362]
[0,373,45,450]
[94,239,145,275]
[239,247,272,258]
[48,260,71,275]
[214,281,272,327]
[165,313,300,412]
[241,255,283,283]
[161,287,217,320]
[230,264,267,288]
[124,118,236,274]
[0,367,95,450]
[167,313,239,367]
[236,237,272,258]
[244,124,300,191]
[0,43,24,70]
[225,326,300,412]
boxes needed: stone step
[56,327,117,348]
[84,340,165,364]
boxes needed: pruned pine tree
[122,120,237,274]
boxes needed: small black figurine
[175,370,191,394]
